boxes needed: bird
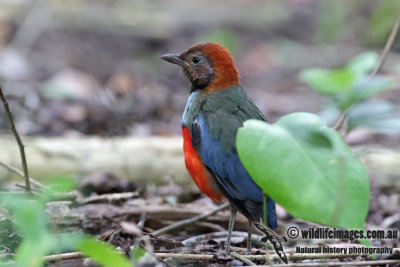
[161,42,277,254]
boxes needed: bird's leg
[225,206,237,254]
[246,220,252,255]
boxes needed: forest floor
[1,167,398,266]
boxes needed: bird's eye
[192,57,200,64]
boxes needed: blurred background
[0,0,399,140]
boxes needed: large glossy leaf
[236,113,370,229]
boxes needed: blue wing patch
[192,113,277,228]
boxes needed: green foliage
[300,52,395,109]
[299,52,391,108]
[301,52,399,131]
[346,52,379,76]
[77,237,132,267]
[320,101,400,133]
[300,68,355,95]
[237,115,370,229]
[1,194,53,267]
[300,52,397,131]
[0,178,134,267]
[348,101,400,132]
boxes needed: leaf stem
[333,109,349,132]
[370,17,400,77]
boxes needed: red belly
[182,127,223,203]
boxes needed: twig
[142,231,183,246]
[14,183,35,191]
[257,259,400,267]
[0,160,77,201]
[138,211,146,230]
[370,17,400,76]
[0,160,48,190]
[0,86,31,192]
[264,244,274,266]
[151,202,229,236]
[230,246,266,254]
[182,231,263,247]
[160,219,226,233]
[78,191,139,205]
[230,251,256,266]
[333,109,349,131]
[10,250,400,265]
[100,225,121,241]
[380,213,400,229]
[193,221,227,232]
[154,251,368,261]
[255,252,359,261]
[332,17,400,132]
[43,252,83,262]
[155,253,214,261]
[0,188,77,201]
[0,191,38,196]
[140,245,175,267]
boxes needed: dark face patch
[180,52,214,90]
[162,42,239,91]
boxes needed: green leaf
[0,194,54,267]
[336,76,395,110]
[299,68,355,95]
[77,237,133,267]
[347,52,378,77]
[300,52,395,112]
[15,235,54,267]
[0,195,48,241]
[236,113,370,229]
[347,101,400,133]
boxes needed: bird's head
[161,42,240,92]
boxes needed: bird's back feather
[183,85,277,228]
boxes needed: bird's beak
[161,54,184,66]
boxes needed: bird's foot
[224,247,230,255]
